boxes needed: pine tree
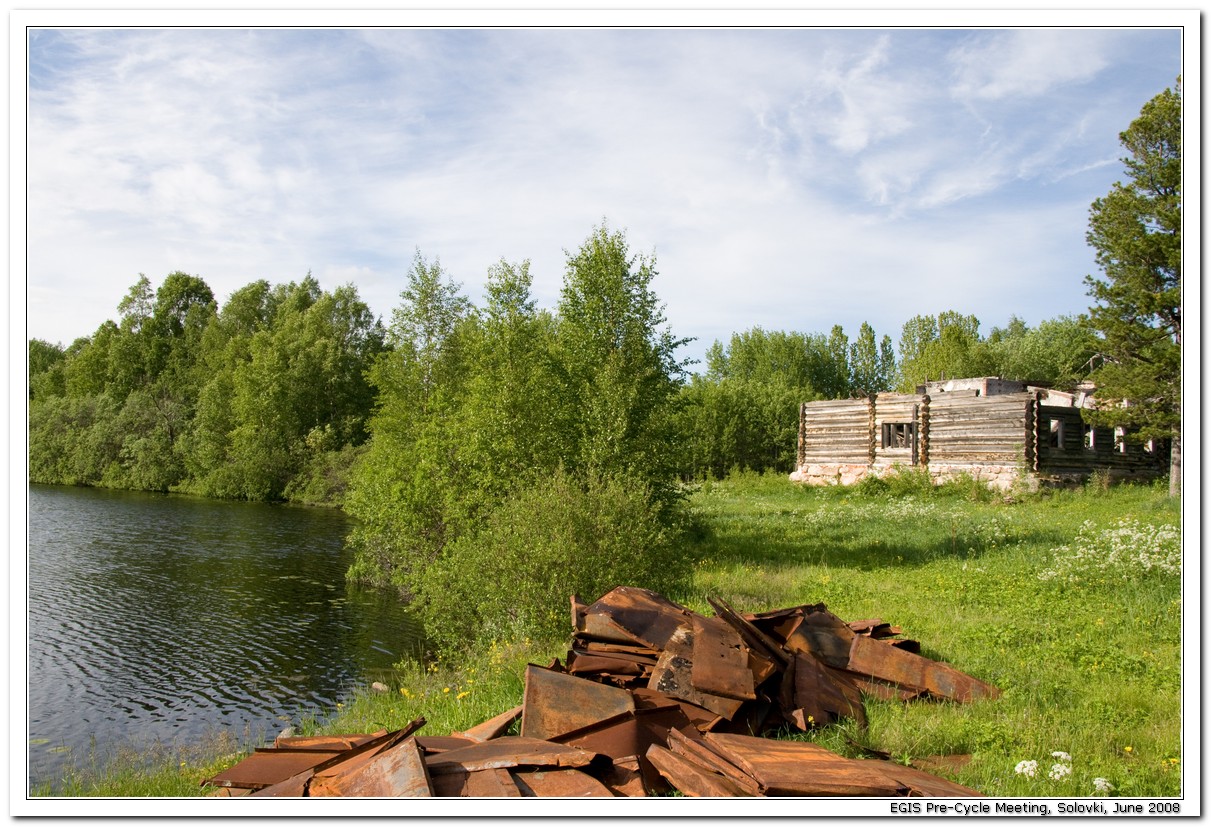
[1083,80,1182,495]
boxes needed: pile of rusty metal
[202,586,998,798]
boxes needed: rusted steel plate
[631,687,722,732]
[222,719,426,796]
[567,650,649,677]
[871,761,983,797]
[706,597,791,669]
[416,735,477,754]
[462,768,523,797]
[273,731,384,750]
[511,768,615,798]
[520,665,635,741]
[202,749,345,790]
[847,636,1000,703]
[571,593,588,632]
[247,773,311,797]
[702,733,904,796]
[309,737,433,798]
[573,638,662,657]
[645,745,758,797]
[424,736,601,776]
[583,586,695,650]
[782,609,856,669]
[665,728,762,795]
[690,614,756,701]
[647,627,746,720]
[453,705,522,743]
[429,770,471,797]
[555,704,694,764]
[786,652,867,729]
[846,673,926,702]
[601,756,647,797]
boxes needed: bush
[414,469,692,655]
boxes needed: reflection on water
[26,484,422,791]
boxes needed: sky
[22,19,1187,370]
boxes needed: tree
[848,321,896,397]
[555,223,691,507]
[1083,80,1182,495]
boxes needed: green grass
[40,471,1183,798]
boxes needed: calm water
[26,484,423,791]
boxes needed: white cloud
[23,26,1184,365]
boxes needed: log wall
[791,388,1166,491]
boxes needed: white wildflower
[1015,760,1038,778]
[1048,763,1072,781]
[1051,751,1072,763]
[1093,777,1114,794]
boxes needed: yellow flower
[457,691,470,700]
[1124,746,1133,753]
[400,688,411,698]
[443,687,451,694]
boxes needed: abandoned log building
[790,377,1168,490]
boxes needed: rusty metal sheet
[690,614,756,701]
[520,665,635,741]
[571,593,588,632]
[309,737,433,798]
[871,761,983,797]
[573,638,662,657]
[645,745,758,797]
[567,650,649,677]
[782,608,856,669]
[583,586,695,650]
[847,673,926,702]
[554,704,694,765]
[706,597,791,669]
[416,735,477,754]
[202,749,345,790]
[219,719,426,796]
[912,753,973,774]
[424,736,602,776]
[601,756,647,797]
[847,636,1000,703]
[647,627,746,720]
[702,733,904,796]
[511,768,615,798]
[462,768,523,797]
[786,652,867,730]
[452,705,522,743]
[273,731,384,750]
[665,728,762,795]
[630,687,722,731]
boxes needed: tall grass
[41,471,1183,798]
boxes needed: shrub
[414,469,692,655]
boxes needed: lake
[25,484,423,792]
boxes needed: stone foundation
[790,462,1033,492]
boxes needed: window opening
[1048,419,1063,449]
[881,422,915,449]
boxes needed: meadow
[39,471,1184,798]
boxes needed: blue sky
[23,22,1187,369]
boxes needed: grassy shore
[38,471,1183,798]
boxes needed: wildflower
[1014,760,1038,778]
[1093,777,1114,794]
[442,686,451,694]
[400,688,411,698]
[1048,763,1072,781]
[1051,751,1072,763]
[456,691,470,700]
[1124,746,1133,754]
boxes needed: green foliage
[1083,80,1182,490]
[415,470,691,654]
[896,311,994,391]
[345,225,695,650]
[28,272,383,504]
[681,321,894,479]
[985,315,1100,386]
